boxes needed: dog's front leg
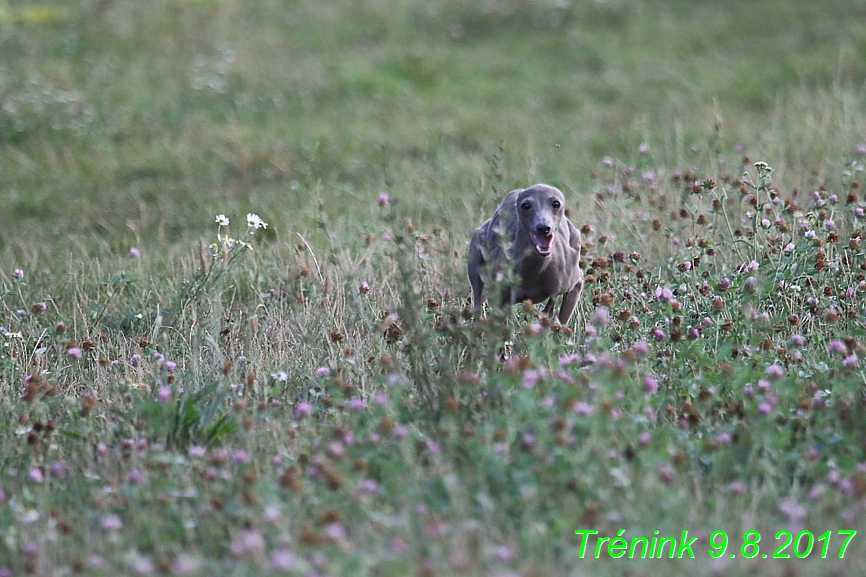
[557,282,583,326]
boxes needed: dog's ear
[567,221,582,253]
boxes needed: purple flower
[132,558,154,574]
[156,387,171,403]
[230,528,265,557]
[67,347,82,359]
[633,340,649,356]
[294,401,312,419]
[642,375,659,393]
[359,478,379,496]
[48,461,67,478]
[347,397,365,410]
[496,545,516,562]
[87,555,104,568]
[651,328,666,341]
[777,498,807,522]
[522,369,540,389]
[27,468,43,483]
[315,366,330,378]
[828,340,847,354]
[590,306,610,327]
[658,464,676,484]
[171,555,200,575]
[359,281,371,294]
[324,522,346,541]
[378,192,389,206]
[129,247,141,258]
[270,549,298,571]
[654,286,674,302]
[12,268,24,279]
[232,449,250,463]
[100,514,123,531]
[127,468,146,484]
[572,401,594,415]
[729,479,746,493]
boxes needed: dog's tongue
[532,233,554,255]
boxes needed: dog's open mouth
[531,233,554,257]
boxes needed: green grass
[3,0,866,575]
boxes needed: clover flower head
[642,375,659,393]
[828,340,847,354]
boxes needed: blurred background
[1,0,865,259]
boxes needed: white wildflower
[246,213,268,230]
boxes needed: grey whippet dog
[468,184,583,324]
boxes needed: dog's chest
[516,248,575,300]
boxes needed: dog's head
[515,184,566,257]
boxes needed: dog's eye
[551,200,561,210]
[520,201,531,211]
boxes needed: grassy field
[3,0,866,575]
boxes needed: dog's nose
[536,225,551,236]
